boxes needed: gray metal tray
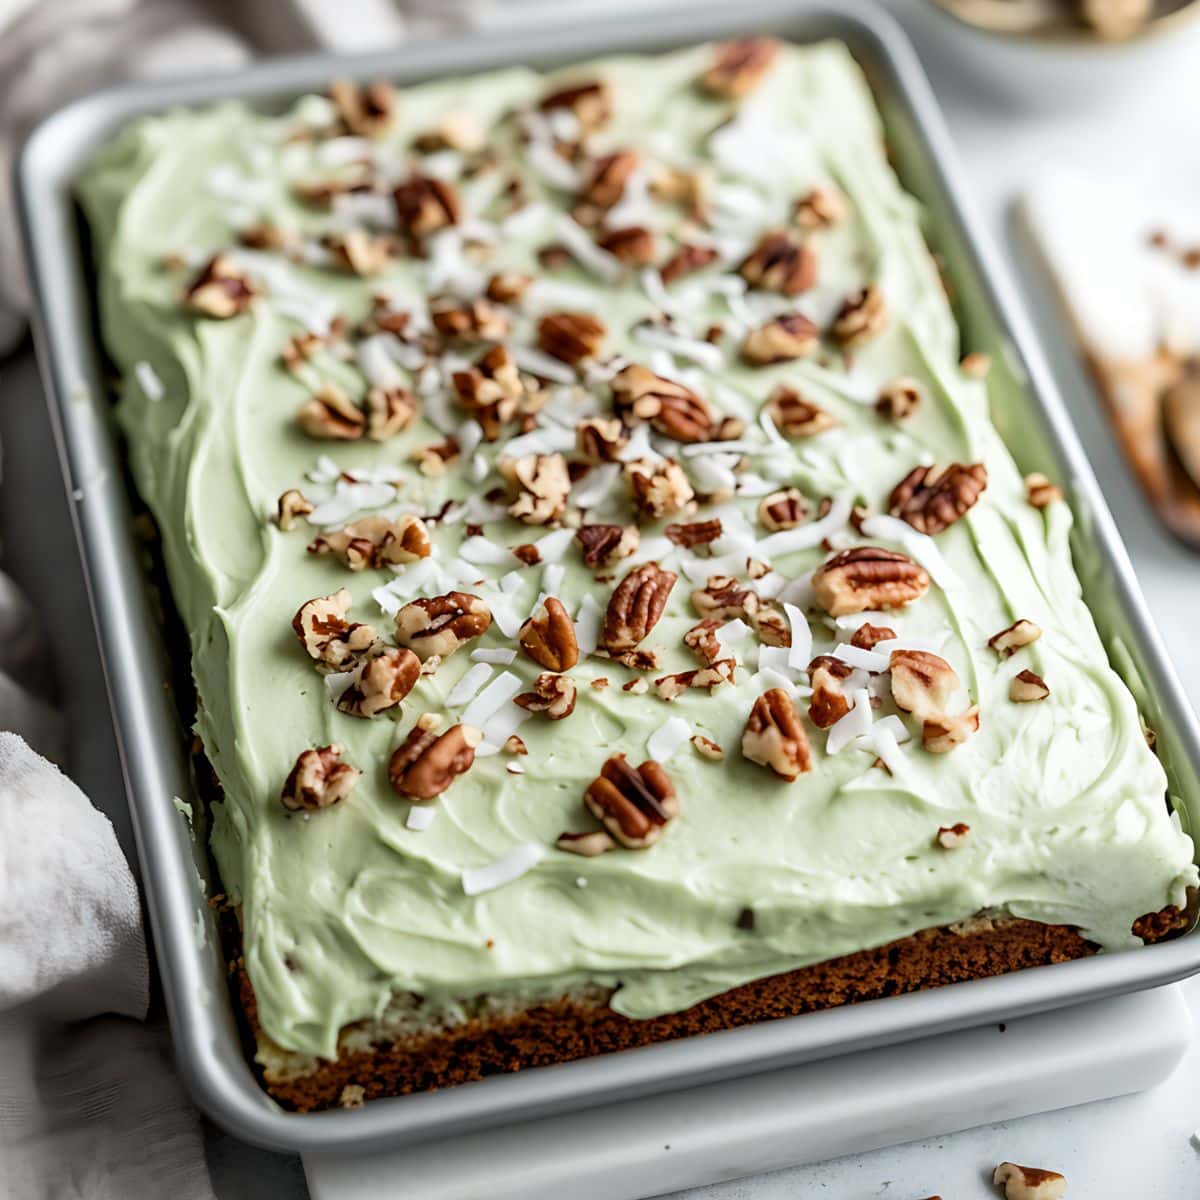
[16,0,1200,1157]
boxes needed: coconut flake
[479,703,530,752]
[784,603,812,670]
[647,716,692,762]
[735,473,777,497]
[461,536,517,566]
[556,213,622,282]
[542,562,565,596]
[308,480,397,528]
[461,670,523,729]
[859,514,960,590]
[405,804,438,832]
[832,643,891,673]
[509,344,578,385]
[571,462,621,510]
[323,667,357,702]
[462,842,545,896]
[535,527,576,561]
[500,571,526,595]
[631,323,725,371]
[133,361,164,401]
[826,687,872,755]
[688,453,739,495]
[757,491,855,560]
[575,594,603,654]
[640,268,677,314]
[753,667,798,694]
[715,618,752,654]
[776,569,815,609]
[357,334,404,388]
[472,647,518,665]
[868,723,908,776]
[446,662,495,708]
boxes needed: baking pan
[17,0,1200,1156]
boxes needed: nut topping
[808,655,855,729]
[794,185,849,230]
[486,270,533,304]
[296,383,366,440]
[293,589,377,671]
[365,386,418,441]
[537,311,607,364]
[308,514,432,570]
[935,822,970,850]
[661,243,719,284]
[664,518,722,548]
[876,377,922,421]
[765,385,838,437]
[430,296,511,341]
[611,364,715,442]
[282,744,360,812]
[394,173,460,239]
[514,671,578,720]
[597,226,656,266]
[324,229,395,276]
[183,254,257,318]
[691,734,725,760]
[388,720,482,800]
[502,452,571,525]
[277,489,314,531]
[452,344,523,440]
[329,78,394,137]
[626,457,695,520]
[742,688,813,781]
[758,487,808,531]
[960,351,992,378]
[519,597,580,671]
[683,618,724,664]
[739,231,819,296]
[849,622,895,650]
[336,647,421,718]
[393,591,492,661]
[576,522,640,567]
[699,37,779,98]
[691,574,760,621]
[1010,669,1050,702]
[741,313,820,365]
[583,754,679,849]
[539,78,612,133]
[992,1163,1067,1200]
[412,110,484,154]
[832,284,888,347]
[889,649,962,720]
[888,462,988,534]
[812,547,930,617]
[555,830,616,857]
[576,416,628,463]
[580,149,641,209]
[1025,472,1064,508]
[988,618,1042,658]
[601,562,677,653]
[922,705,980,754]
[653,658,736,701]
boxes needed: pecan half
[742,688,812,780]
[183,254,257,318]
[515,671,578,719]
[691,574,760,621]
[452,344,523,440]
[876,377,921,421]
[539,79,612,133]
[281,744,360,811]
[654,658,736,701]
[850,622,895,650]
[808,655,854,728]
[794,185,848,230]
[812,547,931,617]
[890,649,962,720]
[758,487,808,531]
[365,386,418,441]
[992,1163,1067,1200]
[576,522,640,567]
[583,754,678,849]
[502,452,571,525]
[988,618,1042,658]
[699,37,779,98]
[308,514,432,571]
[611,363,715,442]
[519,597,579,671]
[832,284,887,347]
[935,822,970,850]
[388,720,482,800]
[394,591,492,661]
[329,78,394,137]
[739,231,818,296]
[1010,669,1050,702]
[293,589,377,671]
[296,383,365,440]
[923,705,980,754]
[556,830,616,857]
[537,311,606,364]
[277,489,314,531]
[765,385,837,437]
[431,296,510,341]
[888,462,988,534]
[324,229,394,276]
[665,518,722,548]
[336,646,421,718]
[602,562,677,652]
[741,313,820,365]
[576,416,628,463]
[661,243,719,284]
[598,226,656,265]
[626,458,695,520]
[1025,472,1064,508]
[394,173,460,239]
[580,149,640,209]
[486,270,533,304]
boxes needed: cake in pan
[79,37,1198,1111]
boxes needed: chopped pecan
[576,522,640,567]
[832,284,887,347]
[336,646,421,718]
[808,655,854,728]
[556,830,615,857]
[890,649,962,720]
[537,311,606,364]
[412,110,483,153]
[923,705,980,754]
[758,487,808,531]
[1010,669,1050,702]
[292,589,376,671]
[329,78,394,137]
[597,226,656,265]
[280,330,324,373]
[611,363,715,442]
[654,658,736,701]
[281,744,360,811]
[413,438,461,477]
[660,243,719,284]
[699,37,779,98]
[1025,472,1064,508]
[388,720,482,800]
[393,591,492,661]
[960,351,992,378]
[430,296,511,341]
[452,344,523,440]
[239,221,295,253]
[739,231,818,296]
[365,386,418,441]
[324,229,394,276]
[741,313,820,365]
[992,1163,1067,1200]
[394,173,460,239]
[988,618,1042,658]
[292,167,376,209]
[502,452,571,525]
[876,377,921,421]
[626,458,695,520]
[602,562,677,653]
[691,734,724,760]
[512,543,541,566]
[650,163,712,217]
[935,822,970,850]
[277,489,314,531]
[308,514,432,571]
[765,385,837,437]
[683,618,724,664]
[504,734,528,756]
[539,78,612,133]
[849,622,895,650]
[576,416,628,463]
[753,606,790,648]
[794,185,849,230]
[665,518,722,548]
[515,671,578,719]
[580,149,640,209]
[691,574,760,621]
[742,688,812,780]
[296,383,365,440]
[584,754,678,849]
[888,462,988,534]
[519,597,579,671]
[182,253,257,319]
[485,270,533,304]
[812,547,931,617]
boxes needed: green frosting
[80,41,1197,1061]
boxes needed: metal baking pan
[17,0,1200,1156]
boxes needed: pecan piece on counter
[583,754,679,849]
[1025,472,1064,508]
[660,243,719,284]
[793,185,849,230]
[683,618,724,665]
[742,687,813,781]
[329,78,394,137]
[576,416,628,463]
[394,173,461,239]
[654,658,737,701]
[388,719,482,800]
[324,229,395,276]
[393,591,492,661]
[757,487,808,532]
[739,231,819,296]
[281,744,360,812]
[889,649,962,721]
[335,646,421,718]
[597,226,656,266]
[1010,669,1050,702]
[626,458,695,520]
[502,452,571,525]
[665,518,722,548]
[365,386,418,441]
[741,312,820,365]
[811,547,931,617]
[514,671,578,720]
[849,622,895,650]
[691,574,760,621]
[539,78,613,133]
[601,562,677,653]
[765,385,838,437]
[699,37,779,98]
[922,705,980,754]
[876,377,922,421]
[832,284,888,347]
[452,345,523,440]
[430,295,511,341]
[555,830,616,857]
[580,149,641,210]
[485,270,533,304]
[576,522,640,568]
[807,655,855,729]
[935,822,970,850]
[537,311,607,365]
[292,589,377,671]
[988,618,1042,659]
[276,488,314,531]
[308,514,432,571]
[992,1163,1067,1200]
[889,462,988,535]
[182,253,257,319]
[611,363,715,442]
[296,383,366,440]
[519,597,579,671]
